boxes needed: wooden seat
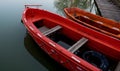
[38,26,49,33]
[43,25,62,36]
[68,37,88,53]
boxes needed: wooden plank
[115,61,120,71]
[39,26,49,33]
[100,10,120,21]
[43,25,62,36]
[68,37,88,53]
[95,0,120,22]
[97,4,120,12]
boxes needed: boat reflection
[24,33,68,71]
[54,0,98,15]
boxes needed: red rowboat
[22,7,120,71]
[64,7,120,39]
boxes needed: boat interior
[75,15,120,35]
[33,19,118,71]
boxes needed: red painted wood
[22,7,120,71]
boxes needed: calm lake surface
[0,0,97,71]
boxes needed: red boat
[22,6,120,71]
[64,7,120,39]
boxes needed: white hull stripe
[24,10,26,14]
[24,18,27,23]
[72,56,80,63]
[37,33,42,37]
[49,42,56,47]
[29,26,34,30]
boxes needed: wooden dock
[95,0,120,71]
[95,0,120,22]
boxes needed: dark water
[0,0,97,71]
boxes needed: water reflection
[54,0,98,15]
[24,33,68,71]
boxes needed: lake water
[0,0,97,71]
